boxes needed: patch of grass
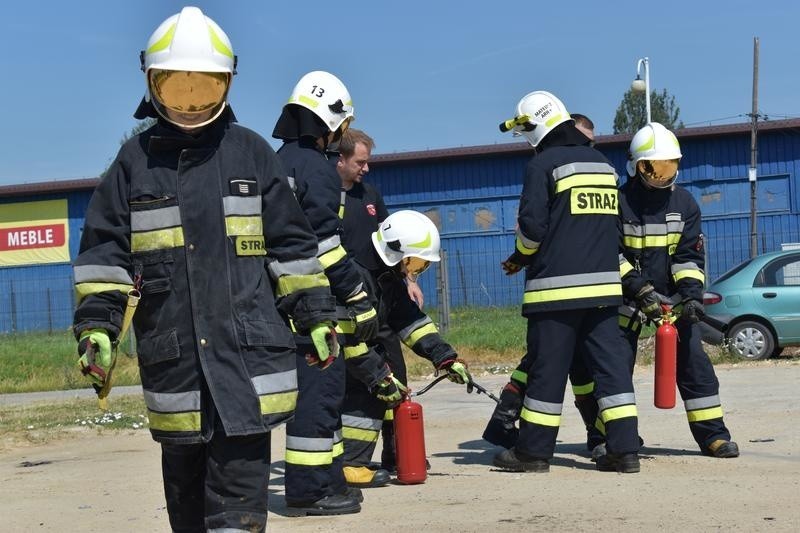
[0,331,141,393]
[0,394,148,452]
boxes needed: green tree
[119,118,157,145]
[613,88,684,134]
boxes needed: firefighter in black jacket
[272,71,380,515]
[72,8,337,532]
[492,91,641,474]
[340,210,472,477]
[619,122,739,458]
[336,128,424,476]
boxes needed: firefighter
[483,113,604,455]
[340,210,472,481]
[272,71,380,514]
[336,128,423,474]
[618,122,739,458]
[72,7,338,532]
[492,91,641,474]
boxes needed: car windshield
[713,258,754,284]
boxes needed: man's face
[338,142,371,188]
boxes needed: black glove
[681,299,705,323]
[634,284,665,324]
[346,292,379,342]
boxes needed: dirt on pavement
[1,361,798,532]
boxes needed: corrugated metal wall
[1,128,798,331]
[371,129,800,308]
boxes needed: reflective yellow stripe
[545,113,563,127]
[570,187,618,215]
[623,234,681,250]
[687,406,723,423]
[147,410,201,432]
[555,173,617,193]
[336,319,356,335]
[355,307,377,322]
[319,245,347,269]
[674,270,705,282]
[572,382,594,395]
[344,343,369,359]
[75,282,132,304]
[332,440,344,457]
[594,417,606,434]
[338,205,345,219]
[285,449,332,466]
[620,261,633,277]
[600,404,638,423]
[259,391,297,414]
[207,25,234,58]
[520,407,561,427]
[405,323,439,346]
[384,409,394,421]
[515,235,538,255]
[295,94,319,108]
[131,227,184,252]
[523,283,621,304]
[147,23,176,54]
[225,216,262,236]
[342,426,379,442]
[276,273,330,296]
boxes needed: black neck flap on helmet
[272,104,330,142]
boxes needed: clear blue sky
[1,1,796,185]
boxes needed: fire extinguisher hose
[410,374,500,404]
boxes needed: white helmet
[141,6,235,129]
[287,71,354,133]
[626,122,683,189]
[372,211,441,280]
[499,91,572,148]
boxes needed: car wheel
[727,320,775,360]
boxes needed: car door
[752,253,800,343]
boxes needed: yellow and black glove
[307,322,339,369]
[77,329,113,386]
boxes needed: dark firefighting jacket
[341,181,389,271]
[278,139,366,304]
[512,126,624,315]
[338,254,457,391]
[73,115,336,444]
[619,177,705,302]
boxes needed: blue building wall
[2,126,799,331]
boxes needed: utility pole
[748,37,760,258]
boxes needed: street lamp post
[632,57,651,123]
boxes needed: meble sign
[0,199,70,266]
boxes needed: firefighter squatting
[71,6,739,532]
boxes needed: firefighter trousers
[342,368,386,467]
[376,323,405,469]
[516,307,640,459]
[284,345,347,504]
[161,430,271,532]
[624,319,732,449]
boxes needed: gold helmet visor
[148,69,231,128]
[402,256,431,282]
[637,158,680,189]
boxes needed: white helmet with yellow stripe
[287,71,354,134]
[141,6,235,129]
[499,91,572,148]
[371,210,440,281]
[626,122,683,189]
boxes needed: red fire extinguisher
[654,308,678,409]
[394,395,427,484]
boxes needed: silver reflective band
[397,316,433,341]
[342,414,383,430]
[597,392,636,411]
[523,397,563,414]
[552,162,618,181]
[672,262,703,274]
[143,389,201,413]
[516,228,540,249]
[73,264,133,284]
[268,257,324,278]
[526,271,619,292]
[251,370,298,395]
[685,395,721,410]
[317,234,342,255]
[286,436,332,452]
[223,196,261,216]
[131,206,181,232]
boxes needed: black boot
[286,494,362,516]
[482,382,523,448]
[596,452,640,473]
[493,448,549,473]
